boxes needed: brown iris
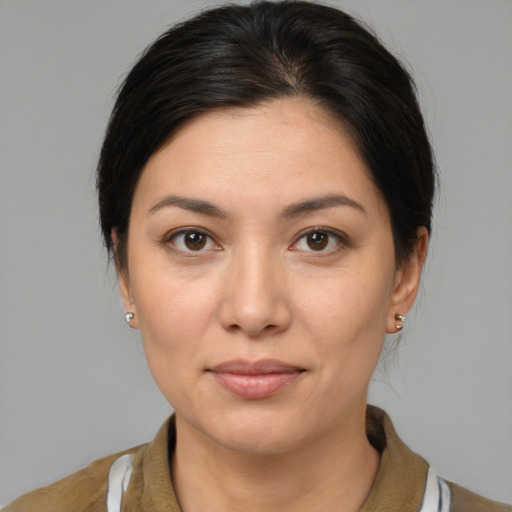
[306,231,329,250]
[184,232,207,250]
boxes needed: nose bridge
[219,242,290,336]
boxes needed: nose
[218,249,292,337]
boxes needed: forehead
[133,98,386,218]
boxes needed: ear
[112,229,139,329]
[386,227,429,334]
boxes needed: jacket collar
[361,405,429,511]
[138,406,429,511]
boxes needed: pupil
[307,232,328,250]
[185,232,206,250]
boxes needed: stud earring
[125,312,135,326]
[395,314,406,331]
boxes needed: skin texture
[118,98,428,511]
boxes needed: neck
[171,409,380,512]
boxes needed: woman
[4,1,510,511]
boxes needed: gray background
[1,0,511,506]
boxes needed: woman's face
[120,98,424,454]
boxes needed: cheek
[131,272,221,408]
[293,264,393,378]
[130,263,220,367]
[297,265,393,336]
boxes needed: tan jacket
[5,406,511,511]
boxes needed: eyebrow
[147,193,366,220]
[280,194,367,219]
[148,195,228,218]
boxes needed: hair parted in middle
[97,0,435,269]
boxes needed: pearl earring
[395,314,406,331]
[125,312,135,326]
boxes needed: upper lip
[209,359,304,374]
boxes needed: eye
[167,229,218,253]
[292,229,346,253]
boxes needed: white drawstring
[106,454,134,512]
[419,466,451,512]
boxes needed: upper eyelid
[290,227,348,253]
[164,226,214,241]
[293,227,348,243]
[163,227,220,250]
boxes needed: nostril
[226,322,281,338]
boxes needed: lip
[208,359,305,400]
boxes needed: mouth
[207,359,306,400]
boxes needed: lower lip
[211,371,303,400]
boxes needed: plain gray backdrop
[1,0,511,506]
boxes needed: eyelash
[162,227,348,256]
[291,227,348,255]
[163,228,220,256]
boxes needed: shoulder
[365,406,511,512]
[2,444,148,512]
[447,481,512,512]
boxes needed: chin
[198,405,307,455]
[213,424,301,455]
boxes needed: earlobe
[386,227,429,334]
[112,229,139,330]
[118,269,139,330]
